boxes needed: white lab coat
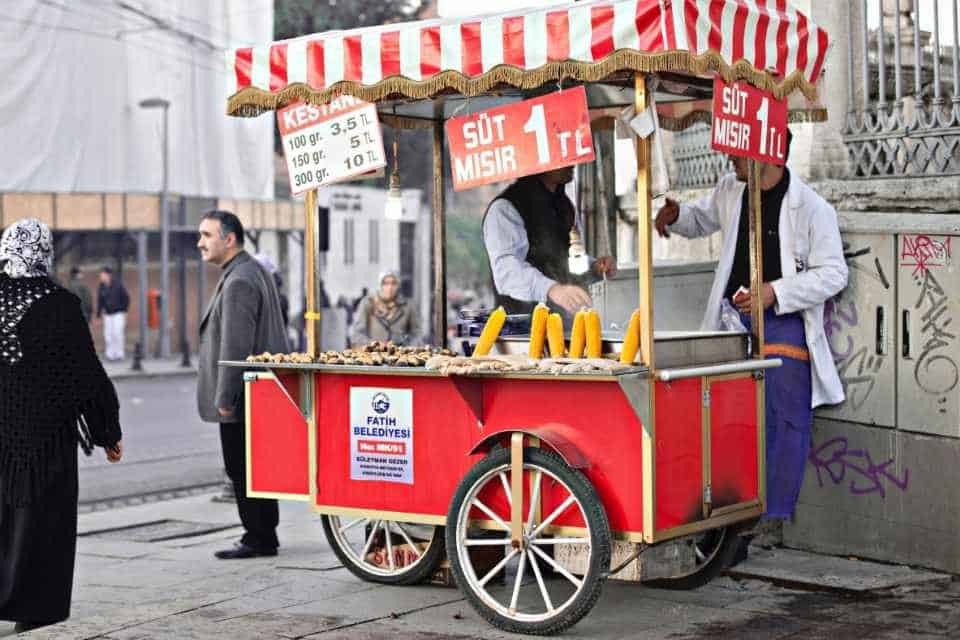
[669,172,848,408]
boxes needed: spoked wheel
[643,526,739,590]
[446,447,610,635]
[321,515,444,585]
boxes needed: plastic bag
[719,299,748,333]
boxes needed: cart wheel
[446,447,610,635]
[321,516,444,585]
[643,526,739,590]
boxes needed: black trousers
[0,452,77,625]
[219,422,279,549]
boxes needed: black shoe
[727,537,751,568]
[15,621,53,633]
[214,542,278,559]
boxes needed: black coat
[197,252,289,423]
[97,280,130,316]
[0,275,122,624]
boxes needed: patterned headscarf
[0,218,54,279]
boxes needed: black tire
[445,447,611,635]
[643,526,740,590]
[321,515,444,585]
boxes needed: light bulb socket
[568,227,588,275]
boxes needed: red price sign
[445,86,595,191]
[711,78,788,165]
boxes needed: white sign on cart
[277,97,387,195]
[349,387,414,484]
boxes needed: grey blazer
[197,251,289,423]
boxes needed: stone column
[787,1,854,181]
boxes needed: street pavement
[80,372,223,510]
[2,493,956,640]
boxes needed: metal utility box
[897,234,960,438]
[818,232,960,438]
[819,234,897,428]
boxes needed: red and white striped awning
[226,0,829,117]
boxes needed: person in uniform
[654,130,847,526]
[482,167,616,316]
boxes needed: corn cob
[586,308,603,358]
[547,313,565,357]
[473,306,506,356]
[568,309,587,358]
[620,308,642,364]
[528,303,549,358]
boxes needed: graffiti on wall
[825,298,887,412]
[901,235,951,277]
[910,263,958,415]
[808,437,909,497]
[824,243,890,412]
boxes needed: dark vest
[483,176,578,315]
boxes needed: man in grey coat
[196,210,289,559]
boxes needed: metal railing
[671,124,731,190]
[846,0,960,177]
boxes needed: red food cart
[223,0,830,633]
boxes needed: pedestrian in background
[65,266,93,322]
[350,271,420,346]
[196,210,288,560]
[0,219,123,633]
[96,266,130,361]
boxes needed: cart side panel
[246,375,310,499]
[653,378,705,531]
[314,374,482,519]
[709,375,760,509]
[480,379,644,534]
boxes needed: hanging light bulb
[568,227,589,275]
[384,135,403,220]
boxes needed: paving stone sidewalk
[3,494,957,640]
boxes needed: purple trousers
[742,309,813,519]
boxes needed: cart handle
[656,359,783,382]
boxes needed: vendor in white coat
[654,129,847,522]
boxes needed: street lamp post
[139,97,171,359]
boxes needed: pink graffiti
[809,437,909,498]
[901,235,952,276]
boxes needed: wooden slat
[747,160,764,357]
[635,74,654,371]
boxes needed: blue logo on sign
[372,392,390,414]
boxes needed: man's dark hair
[101,265,113,274]
[202,209,245,246]
[70,266,81,277]
[784,127,793,163]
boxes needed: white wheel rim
[455,462,593,623]
[328,516,438,578]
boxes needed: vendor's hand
[654,198,680,238]
[734,283,777,313]
[218,407,234,418]
[548,284,592,315]
[105,440,123,463]
[592,256,617,278]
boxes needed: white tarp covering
[0,1,273,199]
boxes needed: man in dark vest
[482,167,615,315]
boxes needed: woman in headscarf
[0,219,123,633]
[349,271,421,346]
